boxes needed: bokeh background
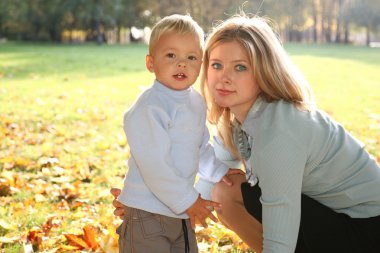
[0,1,379,252]
[0,0,380,45]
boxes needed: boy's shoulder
[124,86,169,119]
[128,86,163,108]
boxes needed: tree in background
[0,0,379,45]
[347,0,380,45]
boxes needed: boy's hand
[186,195,221,229]
[221,168,245,186]
[110,188,125,218]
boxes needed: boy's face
[146,32,202,90]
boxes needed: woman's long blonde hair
[201,15,315,158]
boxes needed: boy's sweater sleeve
[195,135,242,200]
[213,136,242,168]
[197,126,229,183]
[124,106,198,215]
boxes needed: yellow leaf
[0,219,16,230]
[99,227,119,253]
[35,193,47,202]
[0,170,15,186]
[57,244,81,251]
[0,235,21,244]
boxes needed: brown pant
[117,207,198,253]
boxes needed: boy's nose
[177,60,186,68]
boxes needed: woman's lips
[216,89,234,96]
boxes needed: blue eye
[235,65,247,71]
[211,63,222,69]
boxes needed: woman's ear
[145,55,154,73]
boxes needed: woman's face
[207,41,261,122]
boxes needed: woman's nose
[221,69,231,84]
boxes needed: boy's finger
[112,199,124,208]
[113,208,124,217]
[110,188,121,197]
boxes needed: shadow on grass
[0,42,148,80]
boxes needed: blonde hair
[149,14,204,54]
[201,15,315,158]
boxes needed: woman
[112,14,380,253]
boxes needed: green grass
[0,42,379,252]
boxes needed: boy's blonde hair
[201,15,315,158]
[149,14,204,54]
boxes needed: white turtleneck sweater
[118,80,228,219]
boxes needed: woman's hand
[110,188,125,218]
[221,168,245,186]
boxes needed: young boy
[117,14,229,253]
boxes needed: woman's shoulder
[247,99,324,141]
[258,99,306,125]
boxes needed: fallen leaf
[0,183,11,197]
[0,219,16,231]
[57,244,81,251]
[27,227,44,250]
[83,225,99,250]
[64,233,88,249]
[0,235,21,244]
[99,227,119,253]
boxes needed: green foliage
[1,0,380,43]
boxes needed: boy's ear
[145,55,154,73]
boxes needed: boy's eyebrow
[162,49,202,56]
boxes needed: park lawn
[0,42,379,252]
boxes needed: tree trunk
[116,24,121,44]
[312,0,318,43]
[49,29,61,42]
[344,22,350,44]
[335,0,343,43]
[95,0,103,45]
[366,25,371,46]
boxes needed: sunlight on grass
[0,42,379,252]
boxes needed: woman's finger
[207,200,222,208]
[208,212,218,223]
[221,175,233,186]
[198,215,208,228]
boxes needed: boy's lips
[173,73,187,80]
